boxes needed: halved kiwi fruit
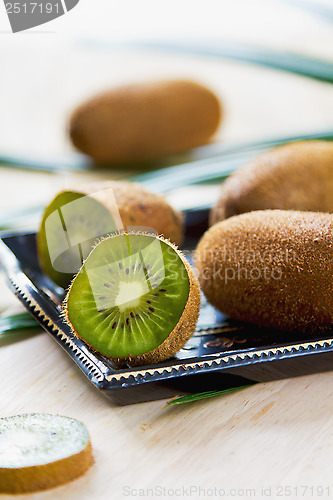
[37,181,183,289]
[0,413,92,494]
[63,233,201,366]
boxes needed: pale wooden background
[1,1,333,498]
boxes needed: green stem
[165,384,256,406]
[89,38,333,83]
[1,130,333,230]
[0,312,40,340]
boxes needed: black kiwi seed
[112,322,117,329]
[130,312,134,318]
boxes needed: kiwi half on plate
[0,413,92,494]
[63,233,200,366]
[37,181,183,289]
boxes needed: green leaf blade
[166,383,256,406]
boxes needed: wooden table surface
[1,2,333,498]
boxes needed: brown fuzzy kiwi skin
[63,233,201,367]
[211,141,333,225]
[69,79,221,164]
[78,180,184,247]
[0,440,92,494]
[195,210,333,334]
[38,180,184,255]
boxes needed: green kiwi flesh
[0,413,92,493]
[37,191,119,288]
[64,233,200,365]
[37,181,184,289]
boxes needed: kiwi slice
[64,233,200,366]
[0,413,92,494]
[37,181,183,289]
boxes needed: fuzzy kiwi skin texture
[64,234,201,366]
[196,210,333,334]
[37,180,184,288]
[78,180,184,246]
[69,79,221,165]
[211,141,333,225]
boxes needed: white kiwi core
[115,281,146,312]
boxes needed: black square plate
[1,208,333,404]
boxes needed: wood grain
[2,18,333,498]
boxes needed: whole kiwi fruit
[37,180,183,288]
[196,210,333,334]
[211,140,333,225]
[69,79,221,165]
[64,232,201,366]
[0,414,92,494]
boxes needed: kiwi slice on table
[0,413,92,494]
[37,181,183,289]
[64,233,200,366]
